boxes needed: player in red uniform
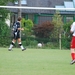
[70,22,75,64]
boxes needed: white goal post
[0,6,75,10]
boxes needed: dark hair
[18,17,22,21]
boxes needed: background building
[7,0,75,25]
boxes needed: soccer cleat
[70,60,75,65]
[22,48,26,51]
[8,48,12,51]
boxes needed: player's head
[18,17,22,21]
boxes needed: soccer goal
[0,6,74,49]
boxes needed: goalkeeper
[8,17,26,51]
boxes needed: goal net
[0,6,73,49]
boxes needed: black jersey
[13,21,20,34]
[13,21,21,39]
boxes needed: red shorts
[70,36,75,48]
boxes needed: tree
[0,0,18,47]
[52,11,64,50]
[0,0,18,20]
[21,18,34,37]
[52,11,64,37]
[0,0,17,5]
[63,20,73,37]
[61,20,73,49]
[33,21,54,38]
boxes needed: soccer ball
[37,43,42,47]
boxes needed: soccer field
[0,48,75,75]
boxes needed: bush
[44,42,59,49]
[21,18,34,37]
[0,20,11,47]
[62,20,73,49]
[0,36,11,47]
[61,37,71,49]
[33,21,54,38]
[22,37,38,47]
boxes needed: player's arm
[17,23,24,31]
[70,24,74,33]
[18,28,24,31]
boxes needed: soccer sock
[18,42,24,49]
[74,53,75,60]
[71,53,75,60]
[9,41,15,49]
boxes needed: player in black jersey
[8,17,26,51]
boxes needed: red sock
[71,53,75,60]
[74,53,75,60]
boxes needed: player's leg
[8,39,16,51]
[17,38,26,51]
[70,37,75,64]
[70,49,75,64]
[17,33,26,51]
[71,49,75,60]
[8,33,17,51]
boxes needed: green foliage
[33,21,54,38]
[52,11,63,28]
[0,20,11,47]
[0,36,11,47]
[0,20,10,36]
[61,37,71,49]
[62,20,73,49]
[23,40,38,47]
[45,42,59,49]
[21,18,34,36]
[22,36,38,48]
[0,0,18,47]
[52,11,64,38]
[63,20,73,37]
[0,0,18,5]
[0,9,9,21]
[0,0,17,47]
[0,0,18,20]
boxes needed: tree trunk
[59,33,61,50]
[18,0,21,17]
[18,0,21,37]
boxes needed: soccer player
[70,22,75,64]
[8,17,26,51]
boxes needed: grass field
[0,48,75,75]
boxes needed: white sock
[18,42,24,49]
[9,44,13,49]
[20,45,24,49]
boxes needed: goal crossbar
[0,6,75,10]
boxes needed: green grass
[0,48,75,75]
